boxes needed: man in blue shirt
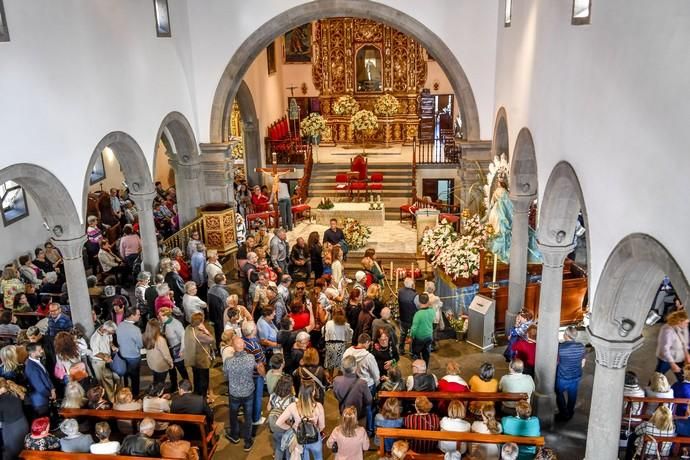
[190,243,207,299]
[555,326,586,421]
[47,303,73,338]
[116,307,143,396]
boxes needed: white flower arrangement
[332,95,360,116]
[432,235,481,279]
[343,218,372,250]
[350,109,379,133]
[462,214,490,248]
[299,113,327,138]
[420,219,457,258]
[374,94,400,117]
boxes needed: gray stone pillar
[129,191,159,274]
[533,242,576,428]
[52,235,95,336]
[506,196,534,330]
[585,334,643,460]
[199,141,238,206]
[170,156,202,227]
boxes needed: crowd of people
[0,180,571,460]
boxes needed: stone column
[52,235,95,336]
[199,142,237,206]
[585,334,643,460]
[129,191,159,274]
[506,196,534,330]
[533,242,576,427]
[170,155,202,227]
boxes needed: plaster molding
[588,329,643,369]
[52,234,87,260]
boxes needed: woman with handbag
[276,383,325,460]
[143,319,174,387]
[183,312,215,400]
[54,332,89,386]
[326,406,369,460]
[159,307,188,392]
[655,310,690,383]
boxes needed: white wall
[184,0,498,142]
[0,193,51,264]
[0,0,197,222]
[493,0,690,295]
[88,148,126,194]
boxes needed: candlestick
[390,261,394,282]
[395,272,399,291]
[492,253,498,283]
[411,262,415,280]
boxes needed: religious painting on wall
[266,42,276,75]
[284,23,312,63]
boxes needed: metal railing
[160,216,205,256]
[412,137,461,165]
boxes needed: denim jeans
[301,438,323,460]
[411,337,432,367]
[655,358,685,383]
[555,377,581,418]
[279,198,293,231]
[168,360,189,392]
[252,376,265,423]
[399,322,411,354]
[366,384,376,433]
[123,357,141,396]
[272,429,286,460]
[229,394,254,444]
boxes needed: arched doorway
[493,107,509,158]
[208,0,481,143]
[0,163,94,334]
[533,161,590,425]
[506,127,539,328]
[585,234,690,459]
[84,132,159,272]
[154,112,202,227]
[224,80,261,186]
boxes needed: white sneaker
[252,416,266,425]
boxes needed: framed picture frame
[0,0,9,43]
[1,182,29,226]
[283,23,312,63]
[153,0,171,38]
[90,152,106,185]
[267,42,276,75]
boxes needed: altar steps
[308,162,414,201]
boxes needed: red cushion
[369,183,383,191]
[350,182,367,190]
[400,204,412,212]
[291,204,310,212]
[370,172,383,182]
[335,173,349,183]
[440,213,460,223]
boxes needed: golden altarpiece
[312,18,428,145]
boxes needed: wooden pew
[622,396,690,425]
[378,391,528,403]
[375,427,545,458]
[60,408,216,460]
[638,434,690,457]
[20,452,174,460]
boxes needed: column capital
[52,234,87,260]
[129,191,157,212]
[509,194,535,213]
[587,329,643,369]
[170,157,201,181]
[536,242,576,268]
[199,140,239,157]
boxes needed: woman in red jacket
[512,324,538,377]
[437,361,469,413]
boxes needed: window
[0,0,9,42]
[153,0,171,37]
[572,0,591,25]
[504,0,512,27]
[0,181,29,226]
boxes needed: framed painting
[266,42,276,75]
[284,23,312,63]
[90,151,106,185]
[1,181,29,226]
[153,0,171,38]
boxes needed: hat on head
[355,271,366,282]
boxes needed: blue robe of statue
[488,186,541,264]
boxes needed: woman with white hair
[420,281,443,350]
[89,321,118,401]
[59,418,93,453]
[183,312,215,400]
[182,281,207,324]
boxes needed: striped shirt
[556,341,585,380]
[403,413,440,453]
[243,337,266,377]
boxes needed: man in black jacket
[120,418,160,457]
[333,355,372,430]
[170,379,214,429]
[397,276,418,355]
[207,273,229,348]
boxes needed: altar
[313,202,385,226]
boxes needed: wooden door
[419,94,435,140]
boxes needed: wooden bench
[375,427,545,458]
[622,396,690,423]
[20,451,174,460]
[378,390,528,403]
[60,408,216,460]
[637,434,690,457]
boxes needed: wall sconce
[301,82,308,95]
[615,318,636,337]
[42,222,51,232]
[555,230,566,244]
[122,180,129,190]
[52,225,63,237]
[433,80,440,91]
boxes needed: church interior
[1,1,689,459]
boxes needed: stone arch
[0,163,81,239]
[590,233,689,342]
[209,0,481,143]
[225,80,262,185]
[493,107,509,159]
[537,161,588,247]
[509,128,538,198]
[154,112,202,226]
[83,131,155,217]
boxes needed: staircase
[308,162,414,220]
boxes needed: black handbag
[296,416,319,445]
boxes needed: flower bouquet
[445,311,469,341]
[333,95,359,116]
[432,235,482,280]
[350,109,379,133]
[316,197,334,210]
[374,94,400,117]
[343,218,372,250]
[300,113,327,142]
[420,219,458,258]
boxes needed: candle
[492,253,498,283]
[390,261,394,282]
[411,262,415,280]
[272,151,277,164]
[395,272,399,291]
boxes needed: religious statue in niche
[284,24,312,63]
[356,45,382,92]
[484,154,541,264]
